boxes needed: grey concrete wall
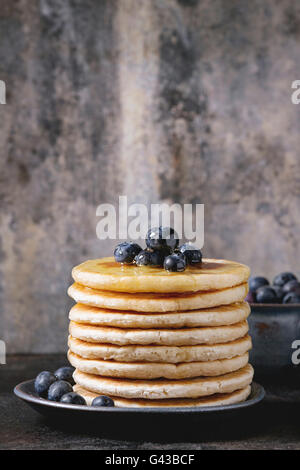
[1,0,300,353]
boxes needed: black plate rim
[14,380,265,414]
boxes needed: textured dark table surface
[0,355,299,450]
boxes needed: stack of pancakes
[67,257,253,407]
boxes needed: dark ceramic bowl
[248,303,300,381]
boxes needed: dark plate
[14,380,265,440]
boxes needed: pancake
[74,384,251,407]
[72,257,250,293]
[68,335,252,363]
[69,301,250,328]
[68,282,248,312]
[69,320,249,346]
[73,364,254,399]
[68,350,249,379]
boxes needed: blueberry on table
[283,292,300,304]
[60,392,86,405]
[146,227,179,252]
[54,366,75,385]
[91,395,115,407]
[273,272,297,287]
[48,380,73,402]
[164,254,186,272]
[34,371,57,397]
[114,242,142,263]
[255,286,278,303]
[249,276,269,292]
[178,244,202,265]
[282,280,300,294]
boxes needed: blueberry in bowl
[272,286,284,302]
[283,291,300,304]
[247,271,300,377]
[248,272,299,305]
[255,286,279,304]
[282,280,300,294]
[249,276,269,293]
[273,272,297,288]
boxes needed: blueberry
[48,380,73,402]
[60,392,86,405]
[34,371,57,397]
[178,244,202,265]
[164,254,186,272]
[135,249,152,266]
[282,280,300,294]
[245,291,256,303]
[273,272,297,288]
[135,249,165,267]
[91,395,115,407]
[146,227,179,252]
[114,242,142,264]
[150,250,167,267]
[249,276,269,293]
[255,286,278,303]
[272,286,284,302]
[283,292,300,304]
[54,366,75,385]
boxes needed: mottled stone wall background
[1,0,300,353]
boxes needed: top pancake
[72,257,250,293]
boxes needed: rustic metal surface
[1,1,300,352]
[1,355,300,449]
